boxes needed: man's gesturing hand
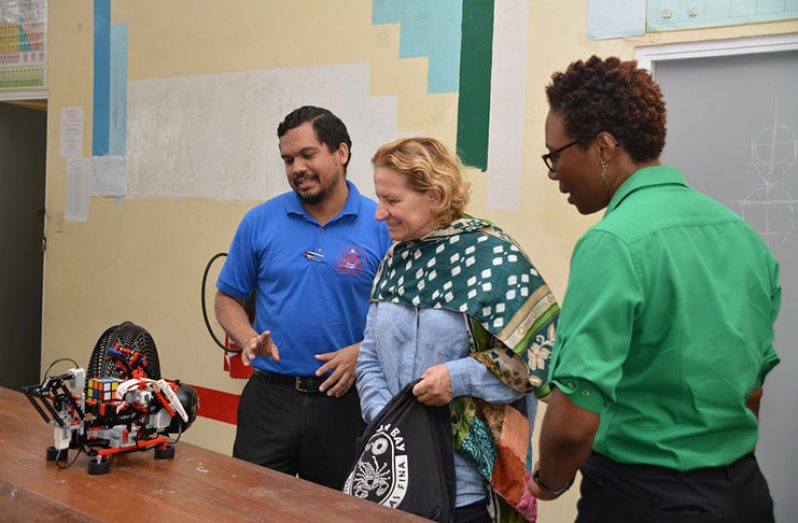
[241,331,280,366]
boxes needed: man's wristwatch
[532,469,574,498]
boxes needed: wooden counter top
[0,386,425,522]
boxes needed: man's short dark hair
[277,106,352,170]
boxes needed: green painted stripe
[456,0,494,171]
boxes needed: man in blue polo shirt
[215,106,391,489]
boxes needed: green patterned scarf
[371,217,558,522]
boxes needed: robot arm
[115,378,189,423]
[23,368,86,451]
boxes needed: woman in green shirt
[527,56,780,523]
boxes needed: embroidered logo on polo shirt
[335,245,366,275]
[343,423,408,508]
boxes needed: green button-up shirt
[550,166,781,471]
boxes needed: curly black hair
[277,106,352,170]
[545,56,667,163]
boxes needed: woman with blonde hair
[355,137,559,522]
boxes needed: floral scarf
[371,217,558,522]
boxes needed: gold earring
[600,162,608,186]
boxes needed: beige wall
[39,1,797,520]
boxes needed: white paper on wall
[66,158,91,221]
[91,155,127,196]
[59,106,84,158]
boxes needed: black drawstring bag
[343,380,455,522]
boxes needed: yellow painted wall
[39,1,797,521]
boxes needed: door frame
[0,88,49,380]
[635,32,798,72]
[0,88,48,102]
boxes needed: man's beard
[297,187,327,205]
[292,174,322,205]
[292,172,339,205]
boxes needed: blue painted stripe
[92,0,111,156]
[372,0,463,93]
[109,24,128,156]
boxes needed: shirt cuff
[364,400,388,424]
[756,352,781,388]
[446,358,477,398]
[216,280,249,301]
[552,377,606,413]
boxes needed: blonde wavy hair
[371,137,471,226]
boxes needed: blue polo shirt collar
[606,165,687,216]
[284,179,362,222]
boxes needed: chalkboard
[656,49,798,523]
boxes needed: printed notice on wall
[0,0,47,89]
[91,155,127,196]
[59,106,83,158]
[66,157,91,221]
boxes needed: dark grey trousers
[576,451,774,523]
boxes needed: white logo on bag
[343,423,408,508]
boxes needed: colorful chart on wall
[0,0,46,89]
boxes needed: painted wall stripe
[92,0,111,156]
[486,0,528,210]
[456,0,494,171]
[372,0,463,93]
[188,384,240,426]
[126,63,399,200]
[109,24,128,156]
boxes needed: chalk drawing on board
[732,99,798,247]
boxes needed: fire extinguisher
[201,253,255,379]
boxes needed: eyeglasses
[541,140,579,172]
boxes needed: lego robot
[23,322,198,474]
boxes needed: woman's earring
[600,162,609,186]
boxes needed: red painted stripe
[187,384,240,425]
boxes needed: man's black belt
[252,368,325,393]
